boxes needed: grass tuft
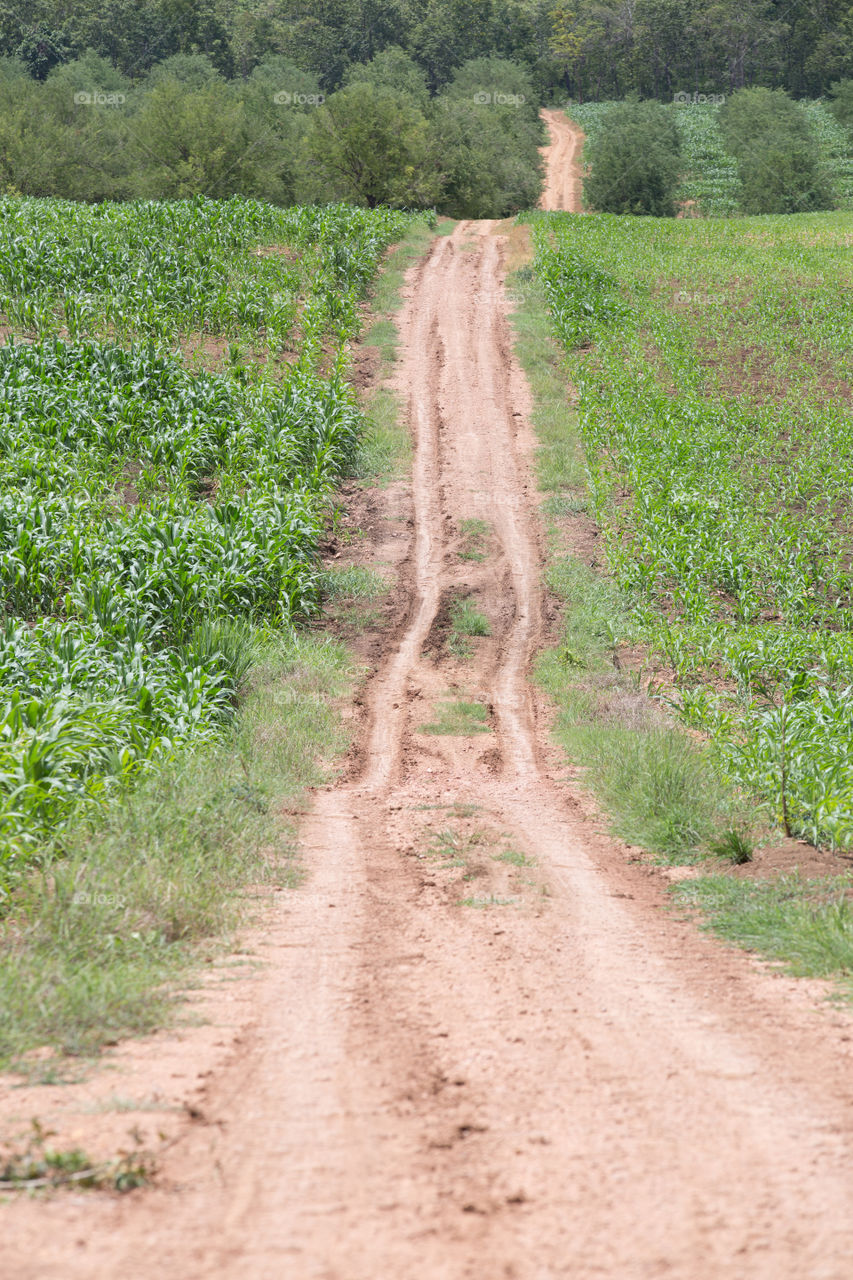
[420,700,492,736]
[710,829,755,865]
[450,596,491,637]
[458,518,490,561]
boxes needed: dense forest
[4,0,850,99]
[4,0,853,100]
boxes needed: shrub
[300,83,441,208]
[828,78,853,133]
[720,87,834,214]
[583,99,681,216]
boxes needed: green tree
[431,93,543,215]
[237,56,323,204]
[16,21,70,79]
[0,55,133,199]
[343,44,429,105]
[583,98,681,214]
[129,75,280,199]
[720,86,835,212]
[300,81,441,205]
[829,77,853,131]
[441,54,540,123]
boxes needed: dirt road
[540,110,585,212]
[4,221,853,1278]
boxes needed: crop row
[0,196,411,354]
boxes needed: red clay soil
[2,220,853,1279]
[540,110,585,213]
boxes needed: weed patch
[420,700,492,736]
[0,1120,153,1193]
[673,873,853,992]
[321,565,388,632]
[458,518,490,561]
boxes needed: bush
[432,96,543,217]
[720,87,834,214]
[432,57,543,216]
[583,99,681,216]
[300,82,441,208]
[829,78,853,133]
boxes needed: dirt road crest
[541,110,585,213]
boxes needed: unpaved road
[540,109,584,212]
[4,217,853,1276]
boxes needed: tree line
[4,0,853,102]
[0,49,544,215]
[584,86,852,216]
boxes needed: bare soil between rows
[2,133,853,1277]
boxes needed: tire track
[540,109,585,213]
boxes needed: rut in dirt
[4,220,853,1280]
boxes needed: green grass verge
[361,217,438,364]
[0,631,352,1072]
[673,874,853,994]
[354,218,439,481]
[508,247,750,866]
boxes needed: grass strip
[673,873,853,994]
[508,240,749,866]
[354,217,439,481]
[420,699,491,736]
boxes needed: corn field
[0,196,414,889]
[534,208,853,849]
